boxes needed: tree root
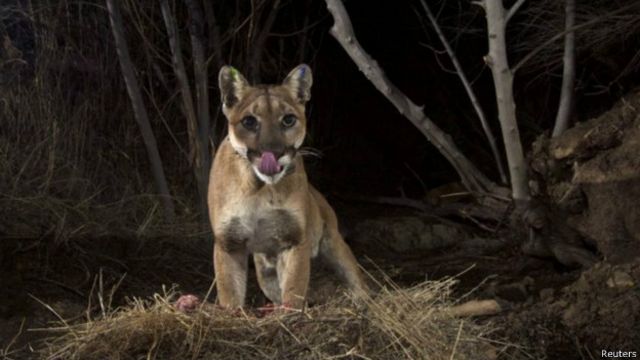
[449,299,504,318]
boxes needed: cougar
[209,64,368,309]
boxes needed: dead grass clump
[0,1,200,242]
[38,278,520,360]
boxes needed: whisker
[298,147,323,158]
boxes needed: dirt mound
[508,90,640,357]
[531,88,640,263]
[560,262,640,349]
[505,261,640,358]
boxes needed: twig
[513,2,640,73]
[324,0,497,195]
[459,213,497,232]
[25,277,85,298]
[28,294,74,330]
[552,0,575,138]
[1,317,25,357]
[419,0,507,184]
[449,320,464,360]
[336,192,433,212]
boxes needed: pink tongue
[258,152,282,176]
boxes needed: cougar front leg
[213,242,248,308]
[277,243,311,309]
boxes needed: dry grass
[0,1,200,242]
[35,277,524,360]
[0,79,194,241]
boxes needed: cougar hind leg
[319,226,369,299]
[253,253,282,304]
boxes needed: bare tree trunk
[419,0,507,184]
[480,0,530,204]
[325,0,498,195]
[185,0,211,217]
[106,0,175,221]
[552,0,575,138]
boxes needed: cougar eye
[241,116,258,131]
[282,114,297,128]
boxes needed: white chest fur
[216,194,314,256]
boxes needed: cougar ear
[218,65,249,112]
[282,64,313,104]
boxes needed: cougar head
[218,64,313,185]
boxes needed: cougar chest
[220,195,302,256]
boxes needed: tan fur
[209,64,368,309]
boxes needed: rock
[606,271,635,289]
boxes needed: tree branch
[505,0,527,24]
[325,0,498,195]
[419,0,507,184]
[552,0,575,138]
